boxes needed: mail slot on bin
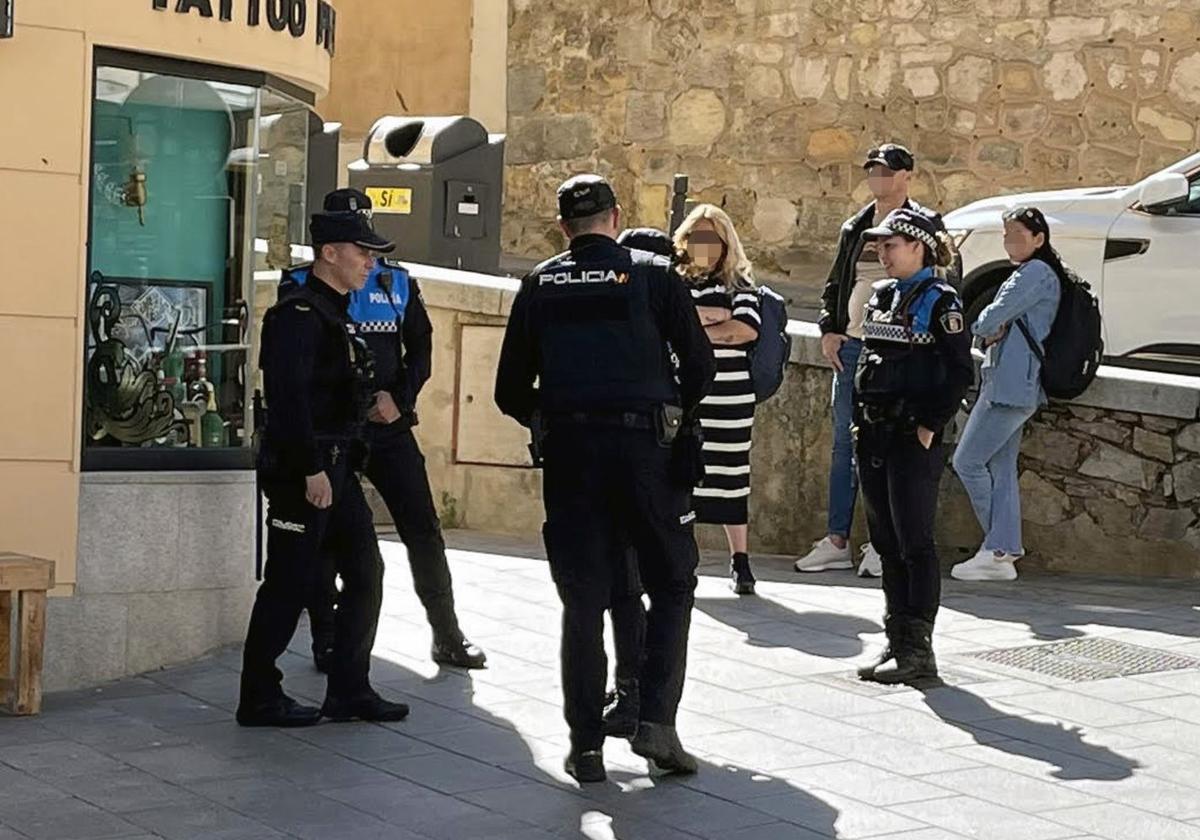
[348,115,505,273]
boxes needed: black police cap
[617,227,675,258]
[862,207,940,250]
[863,143,915,172]
[557,174,617,221]
[310,188,395,253]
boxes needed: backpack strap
[1015,317,1045,364]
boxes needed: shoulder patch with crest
[940,310,964,334]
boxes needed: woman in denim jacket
[951,207,1063,581]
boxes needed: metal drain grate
[972,637,1200,682]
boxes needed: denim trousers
[828,338,863,538]
[952,398,1037,556]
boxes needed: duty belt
[858,401,909,426]
[548,411,654,431]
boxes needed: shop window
[84,54,311,470]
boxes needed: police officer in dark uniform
[237,194,409,727]
[598,227,680,738]
[495,176,715,782]
[852,208,973,685]
[296,190,487,673]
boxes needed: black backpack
[1016,268,1103,400]
[749,285,792,402]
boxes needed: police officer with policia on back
[237,194,409,727]
[495,175,716,783]
[291,190,487,674]
[852,208,973,686]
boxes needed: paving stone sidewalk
[3,531,1200,840]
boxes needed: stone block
[1168,52,1200,107]
[1020,472,1070,526]
[1074,419,1130,445]
[745,66,784,101]
[1173,461,1200,503]
[1083,498,1135,537]
[177,479,255,591]
[1135,105,1194,144]
[507,65,546,114]
[1139,507,1197,542]
[1045,16,1107,46]
[1178,423,1200,454]
[124,590,227,676]
[947,55,994,104]
[904,67,941,98]
[976,139,1023,172]
[1072,365,1200,420]
[1002,102,1049,136]
[42,594,129,692]
[1133,427,1174,464]
[1000,62,1041,97]
[1043,52,1088,101]
[807,128,858,163]
[668,89,727,148]
[1023,429,1084,471]
[625,92,667,142]
[1141,416,1181,435]
[1079,442,1163,491]
[753,197,798,243]
[789,56,831,100]
[76,480,181,595]
[1083,94,1137,146]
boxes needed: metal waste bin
[348,115,505,273]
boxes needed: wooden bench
[0,553,54,715]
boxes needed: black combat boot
[321,688,410,722]
[237,694,322,728]
[631,722,698,775]
[564,747,606,783]
[730,553,756,595]
[857,615,900,681]
[601,678,640,739]
[429,603,488,669]
[870,618,938,685]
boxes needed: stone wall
[504,0,1200,278]
[394,269,1200,580]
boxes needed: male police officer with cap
[495,175,716,783]
[237,192,409,727]
[293,190,487,673]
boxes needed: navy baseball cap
[557,174,617,221]
[862,207,940,250]
[617,227,675,258]
[863,143,915,172]
[310,188,394,252]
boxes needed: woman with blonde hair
[673,204,761,595]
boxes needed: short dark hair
[562,207,614,238]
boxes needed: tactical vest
[854,272,955,414]
[531,247,678,414]
[264,271,376,429]
[284,259,410,391]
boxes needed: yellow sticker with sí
[365,187,412,214]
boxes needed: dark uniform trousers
[242,442,384,704]
[364,423,460,635]
[610,551,646,686]
[541,425,699,752]
[856,424,944,625]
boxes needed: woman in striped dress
[673,205,761,595]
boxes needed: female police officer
[852,208,973,685]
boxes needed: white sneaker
[951,548,1019,582]
[794,537,853,573]
[856,543,882,578]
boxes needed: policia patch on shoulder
[940,310,964,334]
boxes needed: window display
[84,56,310,468]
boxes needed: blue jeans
[828,338,862,538]
[952,399,1037,555]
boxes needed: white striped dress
[689,278,760,525]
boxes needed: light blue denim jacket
[974,259,1061,408]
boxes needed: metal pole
[668,173,689,236]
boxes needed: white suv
[944,152,1200,365]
